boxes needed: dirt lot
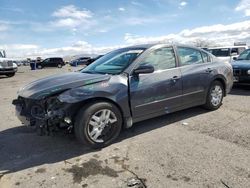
[0,66,250,188]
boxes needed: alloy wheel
[87,109,117,143]
[210,85,223,107]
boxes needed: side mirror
[233,57,237,61]
[133,64,154,75]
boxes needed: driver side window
[140,47,176,71]
[43,59,50,63]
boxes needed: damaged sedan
[13,44,233,148]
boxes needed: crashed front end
[12,72,113,134]
[12,95,75,135]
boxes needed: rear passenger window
[201,52,211,63]
[177,47,203,66]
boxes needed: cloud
[124,20,250,46]
[0,24,8,31]
[1,41,123,59]
[53,5,92,19]
[51,5,93,29]
[235,0,250,16]
[0,7,23,13]
[4,20,250,58]
[131,1,143,7]
[0,44,39,58]
[179,1,187,8]
[118,7,126,11]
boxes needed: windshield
[81,48,145,75]
[237,49,250,61]
[209,48,230,57]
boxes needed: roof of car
[126,43,205,50]
[208,46,248,49]
[129,43,157,48]
[117,43,212,56]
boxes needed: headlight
[247,70,250,75]
[13,63,18,68]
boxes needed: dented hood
[18,72,111,99]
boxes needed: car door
[42,58,50,67]
[129,46,182,120]
[50,58,58,67]
[176,46,213,106]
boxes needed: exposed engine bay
[13,96,74,135]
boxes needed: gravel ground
[0,66,250,188]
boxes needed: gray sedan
[13,44,233,148]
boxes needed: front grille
[0,61,13,68]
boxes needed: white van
[208,46,248,62]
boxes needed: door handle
[205,68,213,73]
[171,76,180,83]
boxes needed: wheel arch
[74,97,126,126]
[212,75,227,96]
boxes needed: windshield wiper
[81,71,96,74]
[82,70,111,75]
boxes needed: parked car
[69,57,91,66]
[208,46,247,62]
[13,44,233,148]
[0,59,18,77]
[35,57,65,69]
[231,49,250,83]
[89,55,104,63]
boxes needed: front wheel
[57,64,62,68]
[74,102,122,149]
[203,81,224,110]
[37,65,42,69]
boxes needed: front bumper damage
[12,96,74,135]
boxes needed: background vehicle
[0,49,18,77]
[69,57,91,66]
[89,55,103,63]
[208,46,247,62]
[231,49,250,83]
[35,57,65,69]
[13,44,233,148]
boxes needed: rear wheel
[6,73,15,77]
[74,102,122,148]
[203,81,224,110]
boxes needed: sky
[0,0,250,58]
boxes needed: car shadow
[230,84,250,96]
[0,107,207,175]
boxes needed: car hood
[18,72,111,99]
[231,60,250,69]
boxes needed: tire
[74,102,122,149]
[6,73,15,77]
[57,64,62,68]
[203,81,224,110]
[37,65,42,69]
